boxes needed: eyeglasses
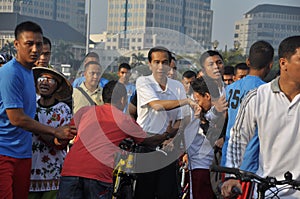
[37,77,56,85]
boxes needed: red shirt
[61,104,146,183]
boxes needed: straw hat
[33,66,73,101]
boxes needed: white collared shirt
[226,77,300,198]
[136,74,188,134]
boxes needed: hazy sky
[89,0,300,49]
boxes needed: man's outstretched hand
[54,125,77,140]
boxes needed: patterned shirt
[30,100,72,192]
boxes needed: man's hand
[54,125,77,140]
[221,179,242,198]
[162,138,174,152]
[215,137,224,148]
[213,95,228,113]
[165,121,179,138]
[188,98,201,117]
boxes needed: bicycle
[112,138,137,199]
[210,164,300,199]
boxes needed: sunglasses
[37,77,56,85]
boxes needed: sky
[89,0,300,49]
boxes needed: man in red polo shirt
[58,80,176,199]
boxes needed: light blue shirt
[0,58,36,158]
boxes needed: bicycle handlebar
[210,165,300,188]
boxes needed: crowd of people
[0,20,299,199]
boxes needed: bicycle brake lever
[155,146,168,156]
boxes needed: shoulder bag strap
[76,87,97,105]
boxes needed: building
[234,4,300,55]
[105,0,213,54]
[0,0,86,35]
[0,13,87,73]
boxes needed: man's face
[234,69,249,81]
[281,48,300,85]
[35,43,51,67]
[203,55,224,79]
[84,64,102,88]
[118,67,131,84]
[149,51,170,82]
[193,91,211,112]
[182,76,196,95]
[167,59,177,79]
[14,31,43,68]
[37,74,58,97]
[223,74,234,85]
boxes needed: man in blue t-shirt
[221,40,274,199]
[222,40,274,171]
[0,21,76,199]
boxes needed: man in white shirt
[134,46,197,199]
[222,36,300,199]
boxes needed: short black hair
[119,63,131,71]
[43,36,52,50]
[182,70,196,79]
[84,61,101,71]
[15,21,43,39]
[102,80,127,104]
[234,63,249,74]
[194,76,220,99]
[278,36,300,60]
[199,50,224,67]
[223,66,234,75]
[191,77,210,96]
[148,46,172,63]
[248,40,274,70]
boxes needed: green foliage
[1,40,16,56]
[131,52,146,68]
[220,49,247,66]
[51,41,74,65]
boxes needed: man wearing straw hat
[29,66,73,199]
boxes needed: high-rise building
[234,4,300,55]
[105,0,213,53]
[0,0,86,35]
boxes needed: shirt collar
[270,76,281,93]
[150,74,169,93]
[80,82,101,94]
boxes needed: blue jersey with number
[222,75,265,172]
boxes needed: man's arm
[142,123,179,147]
[148,98,195,111]
[6,108,76,140]
[222,90,258,198]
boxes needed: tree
[131,52,146,68]
[220,49,246,66]
[51,41,74,65]
[1,40,16,56]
